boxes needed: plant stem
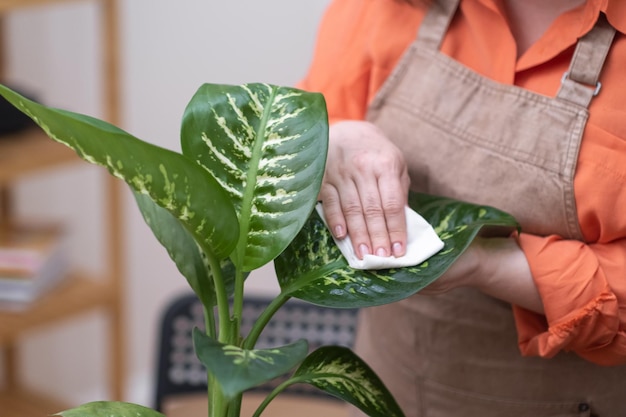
[202,249,231,417]
[203,246,231,343]
[203,303,216,340]
[231,268,245,343]
[226,393,243,417]
[207,376,228,417]
[251,379,301,417]
[243,293,290,350]
[203,302,228,417]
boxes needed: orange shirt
[299,0,626,365]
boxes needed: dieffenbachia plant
[0,83,518,417]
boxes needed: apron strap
[556,13,616,108]
[415,0,461,50]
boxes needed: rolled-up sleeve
[514,234,626,365]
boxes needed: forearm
[471,237,545,314]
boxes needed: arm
[418,235,544,314]
[422,233,626,365]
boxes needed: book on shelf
[0,223,69,310]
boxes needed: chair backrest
[154,292,359,412]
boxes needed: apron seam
[562,114,587,241]
[383,99,574,174]
[420,48,586,110]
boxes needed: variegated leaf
[54,401,165,417]
[275,192,519,308]
[181,83,328,272]
[193,328,309,400]
[134,192,240,308]
[288,346,404,417]
[0,85,239,259]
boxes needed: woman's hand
[319,120,410,259]
[420,236,545,314]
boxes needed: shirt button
[578,402,590,412]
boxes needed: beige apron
[354,1,623,416]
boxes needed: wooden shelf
[0,387,69,417]
[0,0,83,13]
[0,273,115,344]
[0,0,125,404]
[0,128,80,186]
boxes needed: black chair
[154,292,359,412]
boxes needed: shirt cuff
[513,233,623,365]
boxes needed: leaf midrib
[236,86,278,267]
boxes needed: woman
[299,0,626,415]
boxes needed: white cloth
[315,203,444,270]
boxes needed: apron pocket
[420,379,591,417]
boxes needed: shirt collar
[604,0,626,35]
[470,0,626,35]
[515,0,623,71]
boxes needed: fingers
[351,176,391,258]
[320,120,410,260]
[378,171,410,257]
[350,171,409,259]
[347,187,381,258]
[320,173,374,259]
[318,181,349,240]
[323,177,407,259]
[321,181,384,259]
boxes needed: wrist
[469,236,544,313]
[461,237,491,289]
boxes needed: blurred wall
[3,0,330,407]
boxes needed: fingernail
[376,247,387,257]
[334,225,344,238]
[359,244,370,257]
[392,242,403,257]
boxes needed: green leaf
[275,192,519,308]
[181,83,328,271]
[133,191,240,308]
[288,346,404,417]
[193,328,308,400]
[54,401,165,417]
[0,84,239,260]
